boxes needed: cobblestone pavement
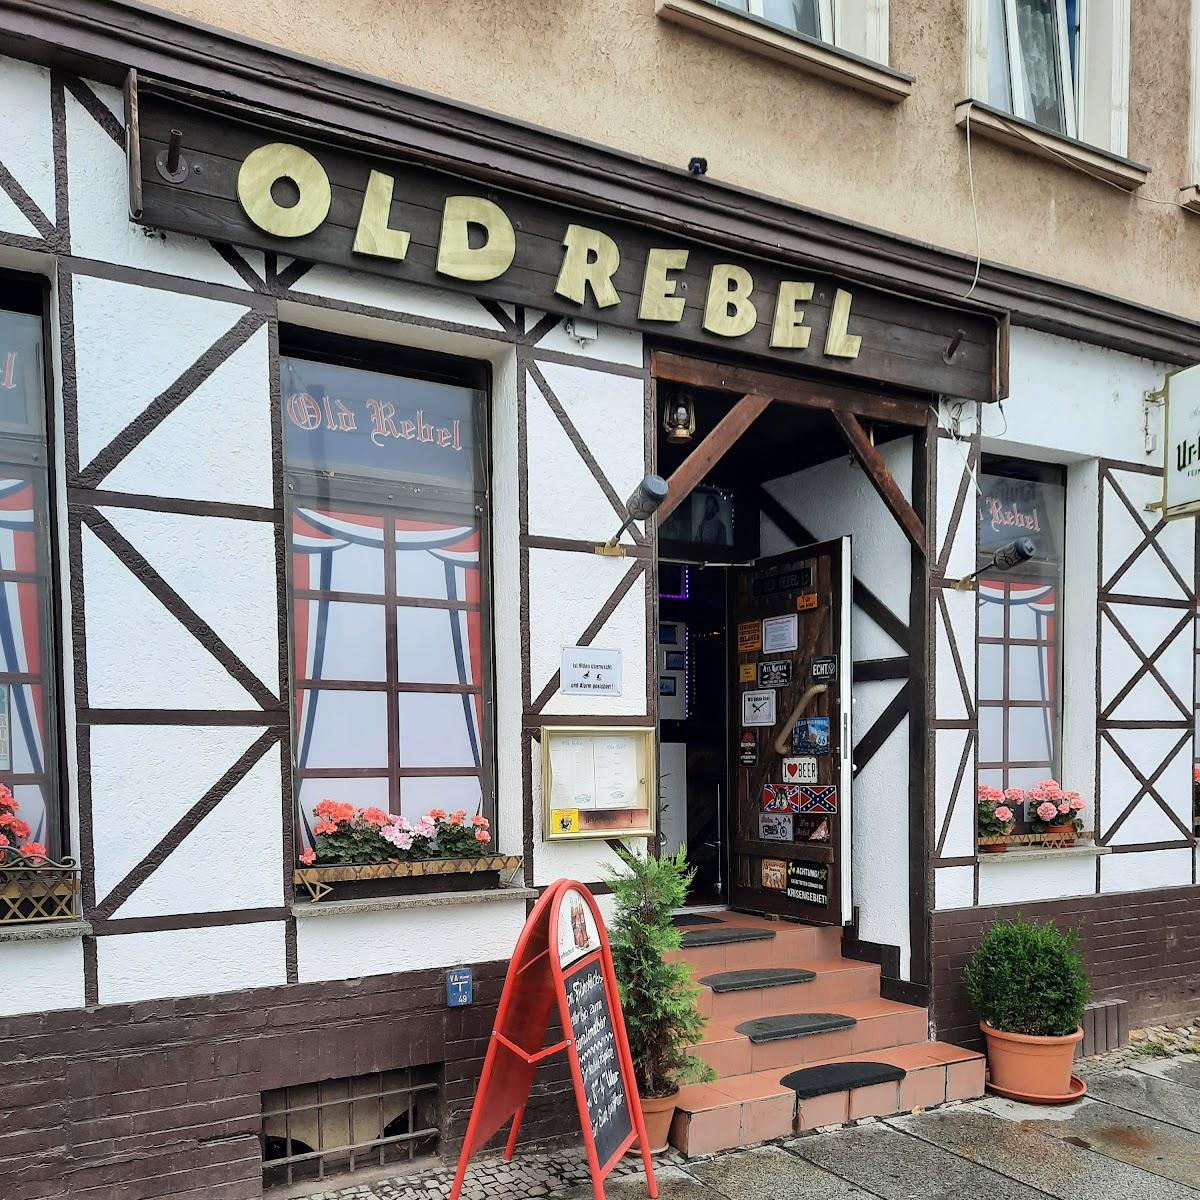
[305,1052,1200,1200]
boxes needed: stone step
[697,958,880,1022]
[695,997,928,1077]
[670,915,842,974]
[669,1041,987,1158]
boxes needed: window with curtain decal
[280,333,491,857]
[976,459,1066,793]
[986,0,1079,136]
[0,281,62,860]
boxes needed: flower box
[977,831,1093,851]
[0,857,81,924]
[294,854,522,902]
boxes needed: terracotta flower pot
[978,843,1007,854]
[980,1022,1082,1101]
[634,1088,679,1154]
[1046,821,1076,846]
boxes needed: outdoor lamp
[595,474,669,556]
[951,537,1036,591]
[663,395,696,444]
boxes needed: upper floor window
[0,275,63,860]
[969,0,1130,156]
[987,0,1079,137]
[280,331,492,857]
[728,0,826,40]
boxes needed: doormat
[671,913,722,927]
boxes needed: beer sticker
[739,731,758,766]
[782,756,819,784]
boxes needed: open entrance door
[728,539,851,925]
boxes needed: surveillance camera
[688,157,708,176]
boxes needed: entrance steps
[666,912,985,1157]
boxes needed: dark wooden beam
[658,392,772,522]
[831,411,928,557]
[651,351,930,428]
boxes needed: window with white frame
[720,0,891,63]
[969,0,1130,154]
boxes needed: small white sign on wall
[1164,364,1200,518]
[560,647,623,696]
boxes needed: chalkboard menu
[563,958,634,1170]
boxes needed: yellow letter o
[237,143,331,239]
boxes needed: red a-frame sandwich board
[450,880,658,1200]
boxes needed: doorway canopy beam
[658,392,772,523]
[831,410,928,558]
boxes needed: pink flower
[0,833,8,849]
[361,807,389,827]
[381,824,414,851]
[1036,801,1059,822]
[994,806,1013,823]
[1058,802,1071,815]
[415,817,436,839]
[474,829,491,844]
[1069,795,1085,812]
[429,808,447,821]
[0,785,16,808]
[472,814,488,828]
[19,841,47,860]
[1003,788,1025,803]
[313,818,338,836]
[1037,779,1063,800]
[298,848,316,866]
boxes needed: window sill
[291,885,537,919]
[955,101,1150,191]
[1179,187,1200,215]
[977,843,1110,864]
[655,0,913,104]
[0,918,91,944]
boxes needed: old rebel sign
[450,881,656,1200]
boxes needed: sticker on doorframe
[761,783,801,813]
[761,859,787,890]
[737,621,762,652]
[798,785,837,814]
[762,613,798,653]
[810,655,838,682]
[797,593,819,611]
[757,659,792,688]
[738,663,756,683]
[758,813,793,842]
[741,690,776,727]
[739,732,757,766]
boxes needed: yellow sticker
[550,808,580,835]
[797,593,819,611]
[739,663,756,683]
[737,621,762,652]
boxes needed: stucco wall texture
[140,1,1196,322]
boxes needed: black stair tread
[735,1013,857,1043]
[672,913,722,927]
[681,927,776,948]
[700,967,816,993]
[780,1061,907,1099]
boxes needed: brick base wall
[932,884,1200,1049]
[0,960,576,1200]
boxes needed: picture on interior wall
[659,485,735,547]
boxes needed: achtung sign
[131,92,995,400]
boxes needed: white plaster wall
[97,923,288,1004]
[977,854,1098,905]
[0,57,55,238]
[295,898,528,982]
[0,937,85,1016]
[761,438,913,976]
[934,865,974,910]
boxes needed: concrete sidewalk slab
[888,1106,1199,1200]
[784,1121,1047,1200]
[688,1145,872,1198]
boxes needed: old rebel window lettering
[282,347,490,853]
[976,460,1066,793]
[0,300,63,859]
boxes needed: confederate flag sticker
[761,783,802,813]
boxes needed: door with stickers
[728,539,851,924]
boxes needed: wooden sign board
[451,881,656,1200]
[129,87,995,401]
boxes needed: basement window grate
[261,1066,440,1188]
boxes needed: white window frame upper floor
[655,0,912,103]
[960,0,1146,191]
[1184,0,1200,210]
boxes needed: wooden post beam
[831,410,928,558]
[658,392,773,523]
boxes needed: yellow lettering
[823,288,862,359]
[237,143,331,239]
[436,196,516,282]
[770,280,814,349]
[703,264,756,337]
[638,248,688,322]
[555,225,621,308]
[353,170,411,260]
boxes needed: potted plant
[605,848,715,1153]
[964,916,1091,1102]
[1028,780,1087,846]
[977,785,1017,852]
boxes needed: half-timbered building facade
[1,1,1199,1195]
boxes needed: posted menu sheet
[549,734,640,811]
